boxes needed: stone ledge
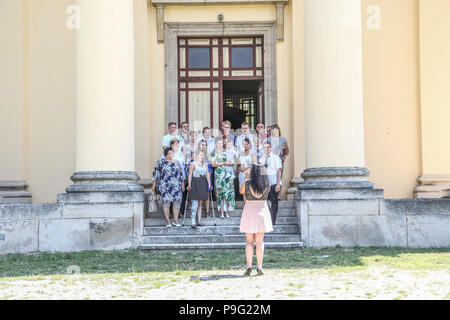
[306,199,379,216]
[381,199,450,215]
[57,192,146,204]
[62,203,135,219]
[0,204,62,220]
[295,189,384,200]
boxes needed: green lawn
[0,247,448,300]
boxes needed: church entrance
[177,36,264,131]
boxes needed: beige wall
[0,0,25,181]
[419,0,450,174]
[362,0,422,198]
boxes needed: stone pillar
[298,0,378,193]
[63,0,143,195]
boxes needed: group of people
[151,120,290,275]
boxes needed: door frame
[164,21,278,129]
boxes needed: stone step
[144,216,298,226]
[145,207,296,218]
[140,233,302,244]
[149,200,295,211]
[143,224,299,236]
[139,241,304,251]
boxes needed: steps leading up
[139,200,302,251]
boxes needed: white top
[192,162,207,178]
[258,152,282,186]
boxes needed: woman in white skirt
[239,164,273,276]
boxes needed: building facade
[1,0,450,204]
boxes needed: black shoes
[244,267,252,277]
[256,267,264,276]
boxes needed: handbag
[148,190,158,213]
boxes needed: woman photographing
[239,164,273,276]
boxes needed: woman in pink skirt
[239,164,273,276]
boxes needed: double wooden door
[178,36,265,130]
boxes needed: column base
[0,180,32,204]
[414,174,450,198]
[296,167,383,200]
[298,167,374,190]
[58,171,145,203]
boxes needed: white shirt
[235,133,255,153]
[195,136,216,155]
[161,134,185,149]
[258,152,282,186]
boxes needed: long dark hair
[249,164,269,195]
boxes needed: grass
[0,247,448,278]
[0,247,448,299]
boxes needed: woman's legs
[196,200,203,225]
[172,202,181,225]
[255,233,265,269]
[191,200,199,226]
[245,233,255,269]
[162,206,171,225]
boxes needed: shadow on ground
[0,247,448,278]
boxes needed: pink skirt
[240,200,274,234]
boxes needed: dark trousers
[180,181,188,216]
[268,185,279,225]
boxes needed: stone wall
[0,192,146,255]
[295,190,450,248]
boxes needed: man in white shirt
[162,122,185,151]
[258,141,282,225]
[195,127,216,156]
[235,122,255,153]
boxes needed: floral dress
[210,151,236,210]
[152,159,184,203]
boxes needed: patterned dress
[152,159,184,203]
[210,151,236,211]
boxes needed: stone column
[298,0,379,194]
[62,0,143,195]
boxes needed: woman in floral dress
[152,147,185,227]
[210,139,236,218]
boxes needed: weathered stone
[39,219,90,252]
[308,215,358,247]
[89,218,133,250]
[0,180,32,204]
[0,220,38,254]
[133,202,145,245]
[381,199,450,215]
[296,189,384,200]
[358,215,407,247]
[57,191,146,204]
[407,215,450,247]
[62,203,134,219]
[65,171,145,193]
[307,199,379,216]
[0,204,62,220]
[298,167,374,190]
